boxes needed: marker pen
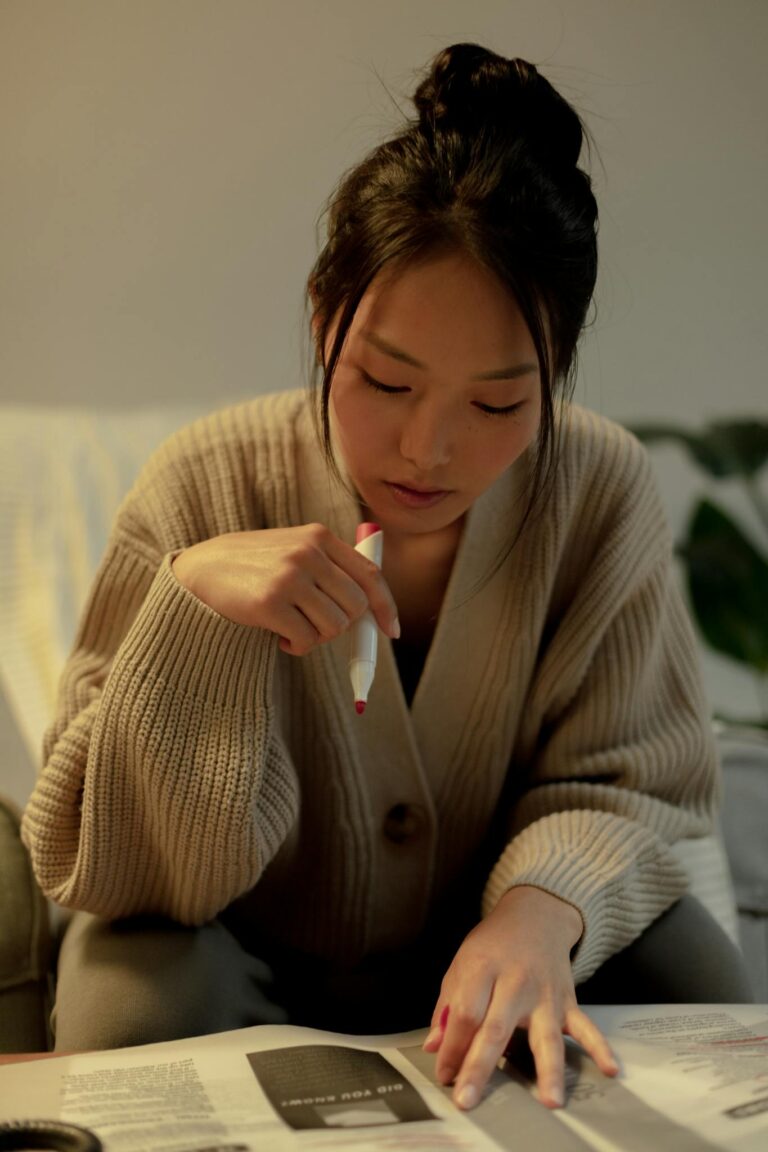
[349,522,383,714]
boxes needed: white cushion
[0,403,210,781]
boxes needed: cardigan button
[383,803,424,844]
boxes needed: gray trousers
[52,895,753,1052]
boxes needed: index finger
[451,1001,518,1110]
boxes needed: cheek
[330,387,384,469]
[473,421,537,480]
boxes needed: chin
[386,507,465,537]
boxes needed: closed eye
[362,370,525,416]
[361,371,408,395]
[473,400,526,417]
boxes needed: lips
[385,481,452,509]
[393,481,446,495]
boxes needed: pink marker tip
[355,700,366,715]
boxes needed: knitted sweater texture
[22,389,718,984]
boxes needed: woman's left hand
[423,885,618,1110]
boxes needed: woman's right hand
[171,524,400,656]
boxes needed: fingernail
[550,1087,564,1108]
[456,1083,478,1110]
[391,617,401,639]
[422,1026,442,1049]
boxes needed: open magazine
[0,1004,766,1151]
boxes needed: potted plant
[627,419,768,731]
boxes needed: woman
[22,42,751,1111]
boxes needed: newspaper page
[1,1005,767,1151]
[560,1004,768,1152]
[0,1023,570,1152]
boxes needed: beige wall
[2,0,767,720]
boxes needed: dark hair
[307,42,599,547]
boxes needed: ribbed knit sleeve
[481,416,718,984]
[22,399,301,924]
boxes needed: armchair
[1,402,764,1053]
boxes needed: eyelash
[361,372,525,418]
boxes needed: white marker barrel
[349,523,383,713]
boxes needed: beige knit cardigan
[22,388,717,984]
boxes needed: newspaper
[0,1004,766,1151]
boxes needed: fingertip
[455,1083,479,1111]
[595,1043,620,1077]
[422,1025,443,1052]
[542,1087,565,1109]
[436,1064,456,1087]
[385,614,400,639]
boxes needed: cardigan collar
[294,390,533,800]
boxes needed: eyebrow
[360,331,538,382]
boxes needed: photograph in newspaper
[246,1044,436,1129]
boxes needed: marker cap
[355,522,381,544]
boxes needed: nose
[399,398,453,472]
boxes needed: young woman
[22,42,750,1111]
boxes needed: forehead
[365,249,510,305]
[352,251,534,350]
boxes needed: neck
[378,516,465,561]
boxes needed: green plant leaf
[706,421,768,477]
[630,420,768,478]
[679,498,768,671]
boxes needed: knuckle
[360,554,380,576]
[347,588,369,619]
[503,969,531,999]
[260,588,284,613]
[452,1005,483,1031]
[292,542,319,567]
[365,565,389,596]
[305,521,330,544]
[530,1026,563,1053]
[464,951,494,982]
[324,613,350,639]
[482,1017,511,1046]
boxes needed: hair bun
[413,42,584,171]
